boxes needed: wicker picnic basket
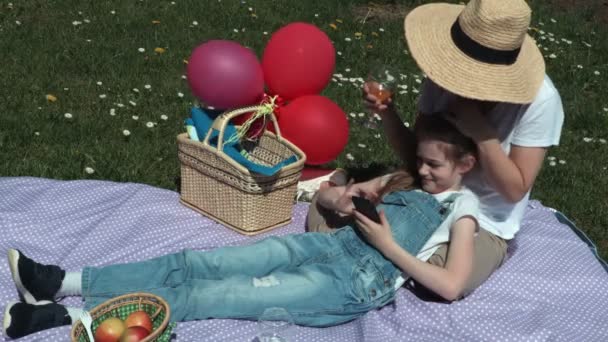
[70,292,172,342]
[177,105,306,235]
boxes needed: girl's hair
[375,113,477,200]
[413,113,478,161]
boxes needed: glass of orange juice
[364,64,396,128]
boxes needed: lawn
[1,0,607,259]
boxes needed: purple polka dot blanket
[1,177,607,341]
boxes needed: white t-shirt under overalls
[394,187,480,289]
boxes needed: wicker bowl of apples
[70,292,172,342]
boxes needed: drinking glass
[256,307,294,342]
[364,64,397,128]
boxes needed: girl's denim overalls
[82,190,456,327]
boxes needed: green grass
[1,0,607,259]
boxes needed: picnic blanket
[1,177,607,341]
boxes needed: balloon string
[224,95,278,146]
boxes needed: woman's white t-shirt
[417,75,564,239]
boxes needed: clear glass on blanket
[256,307,294,342]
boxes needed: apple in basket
[124,310,153,333]
[94,317,126,342]
[119,326,150,342]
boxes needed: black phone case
[352,196,381,223]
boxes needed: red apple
[119,326,150,342]
[94,317,126,342]
[124,310,153,333]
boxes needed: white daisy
[85,167,95,174]
[122,129,131,136]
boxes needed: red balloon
[187,40,264,109]
[278,95,348,165]
[262,23,335,100]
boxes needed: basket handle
[202,105,283,152]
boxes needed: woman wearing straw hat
[361,0,565,297]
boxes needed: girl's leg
[83,233,343,308]
[126,257,371,327]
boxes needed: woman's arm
[363,83,418,175]
[445,100,547,202]
[354,210,477,301]
[379,106,418,172]
[476,140,547,202]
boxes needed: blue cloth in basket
[190,107,298,176]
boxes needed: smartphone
[351,196,381,223]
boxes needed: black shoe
[3,301,71,339]
[7,249,65,304]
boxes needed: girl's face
[416,139,473,194]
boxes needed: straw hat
[404,0,545,104]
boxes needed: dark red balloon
[262,23,335,100]
[187,40,264,109]
[278,95,348,165]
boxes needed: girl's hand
[333,179,357,216]
[344,177,383,203]
[353,209,396,254]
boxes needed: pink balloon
[187,40,264,109]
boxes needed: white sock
[57,272,82,297]
[66,307,84,324]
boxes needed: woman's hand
[353,209,396,255]
[362,82,395,117]
[444,98,497,142]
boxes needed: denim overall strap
[439,193,461,214]
[379,190,449,257]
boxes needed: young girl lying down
[4,114,479,339]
